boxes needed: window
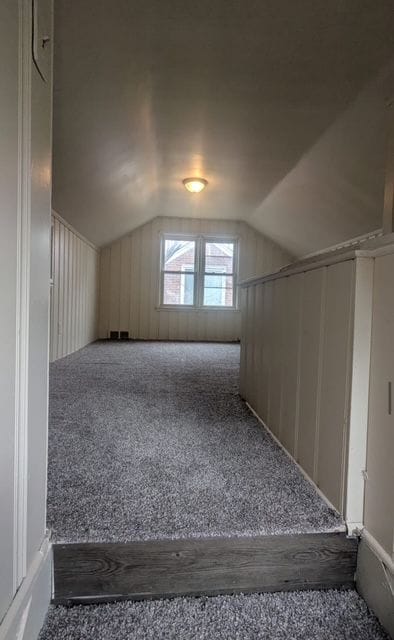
[160,236,237,308]
[162,239,197,306]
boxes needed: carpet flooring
[39,589,388,639]
[48,341,344,542]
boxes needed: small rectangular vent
[109,331,119,340]
[120,331,129,340]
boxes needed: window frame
[159,233,239,310]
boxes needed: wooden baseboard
[0,536,51,640]
[53,532,357,605]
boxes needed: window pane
[205,242,234,274]
[203,275,233,307]
[164,240,196,272]
[163,272,194,305]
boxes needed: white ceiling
[53,1,394,255]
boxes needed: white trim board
[301,229,383,261]
[245,402,347,533]
[0,537,51,640]
[14,0,32,591]
[344,258,374,531]
[239,235,394,289]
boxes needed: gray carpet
[48,341,344,542]
[39,590,388,639]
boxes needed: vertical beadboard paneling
[253,285,264,416]
[262,281,273,425]
[240,256,358,520]
[50,218,59,361]
[99,216,291,342]
[149,219,160,339]
[239,288,248,397]
[119,237,131,332]
[129,228,141,339]
[245,285,256,405]
[66,227,72,355]
[139,224,152,339]
[317,260,355,512]
[70,233,76,351]
[269,277,285,437]
[50,212,100,361]
[280,274,302,456]
[99,247,111,339]
[297,268,325,479]
[109,241,121,333]
[58,222,65,357]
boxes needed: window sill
[156,305,240,313]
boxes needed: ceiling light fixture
[182,177,208,193]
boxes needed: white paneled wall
[0,1,53,637]
[364,251,394,559]
[240,252,375,527]
[50,212,100,361]
[99,217,291,342]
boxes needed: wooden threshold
[52,532,358,605]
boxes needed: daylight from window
[161,237,236,308]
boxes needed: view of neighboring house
[162,239,235,307]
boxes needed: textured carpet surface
[48,341,343,542]
[39,590,388,640]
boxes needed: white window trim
[159,233,239,310]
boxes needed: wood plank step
[52,532,358,605]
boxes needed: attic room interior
[1,1,394,639]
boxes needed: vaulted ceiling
[53,1,394,255]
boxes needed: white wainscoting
[240,249,375,528]
[50,212,100,361]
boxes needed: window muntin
[160,236,237,309]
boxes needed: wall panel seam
[340,260,357,514]
[293,274,304,461]
[314,267,327,484]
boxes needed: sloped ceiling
[53,1,394,255]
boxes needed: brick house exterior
[163,240,234,306]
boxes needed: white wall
[364,251,394,558]
[249,66,394,256]
[240,236,394,637]
[357,244,394,639]
[50,212,100,361]
[0,1,53,638]
[0,1,20,619]
[98,216,291,342]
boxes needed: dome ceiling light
[182,177,208,193]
